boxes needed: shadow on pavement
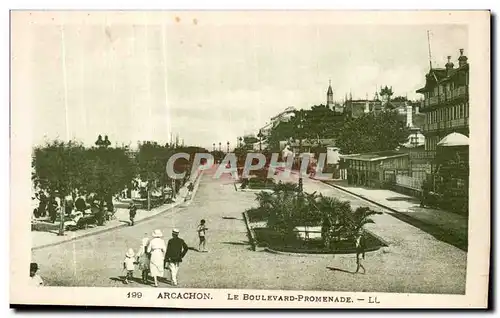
[222,241,250,246]
[326,266,357,274]
[188,247,200,252]
[222,216,242,220]
[387,212,468,252]
[386,196,420,204]
[110,276,148,285]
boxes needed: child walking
[123,248,136,284]
[355,232,366,274]
[136,236,150,284]
[197,219,208,252]
[128,202,137,226]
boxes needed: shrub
[249,185,381,249]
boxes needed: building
[343,92,384,118]
[326,81,344,114]
[340,151,410,188]
[416,49,469,152]
[256,106,296,142]
[415,48,469,214]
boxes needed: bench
[74,214,98,230]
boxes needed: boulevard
[31,166,466,294]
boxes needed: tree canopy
[32,140,136,200]
[335,111,409,154]
[266,105,346,152]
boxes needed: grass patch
[253,227,386,254]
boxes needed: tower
[327,80,334,108]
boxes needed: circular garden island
[244,182,387,254]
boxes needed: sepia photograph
[10,10,490,308]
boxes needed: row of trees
[32,139,208,233]
[265,105,409,155]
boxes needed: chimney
[458,49,468,67]
[445,55,454,75]
[406,102,413,127]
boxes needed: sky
[23,15,467,150]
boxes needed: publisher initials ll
[368,297,380,304]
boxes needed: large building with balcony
[416,49,469,152]
[415,49,469,215]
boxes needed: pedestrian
[136,235,150,284]
[355,231,366,274]
[147,229,166,287]
[123,248,136,284]
[129,202,137,226]
[30,262,44,287]
[197,219,208,252]
[165,229,189,286]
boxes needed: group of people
[123,220,208,287]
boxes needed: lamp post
[239,137,243,148]
[219,142,221,151]
[227,141,230,153]
[257,130,263,151]
[213,143,215,152]
[296,111,305,193]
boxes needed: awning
[437,132,469,147]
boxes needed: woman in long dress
[136,235,150,284]
[147,229,166,287]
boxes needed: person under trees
[32,140,135,233]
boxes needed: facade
[341,151,409,188]
[416,49,469,153]
[257,107,296,141]
[415,49,469,214]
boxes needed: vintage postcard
[10,10,490,308]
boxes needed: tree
[392,96,408,102]
[83,147,135,223]
[32,140,88,234]
[379,85,394,101]
[335,110,409,154]
[134,142,173,210]
[266,106,347,152]
[242,136,259,150]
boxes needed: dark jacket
[166,237,188,263]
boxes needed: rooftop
[340,150,408,162]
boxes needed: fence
[396,175,423,191]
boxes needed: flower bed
[244,181,386,254]
[240,177,276,190]
[252,227,386,254]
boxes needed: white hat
[126,248,135,257]
[152,229,163,237]
[172,228,180,234]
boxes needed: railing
[423,117,469,132]
[421,86,468,109]
[409,151,436,160]
[428,95,440,107]
[396,175,424,191]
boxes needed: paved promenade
[322,180,468,251]
[31,167,466,294]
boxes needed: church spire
[326,80,333,107]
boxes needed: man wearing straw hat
[165,228,188,286]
